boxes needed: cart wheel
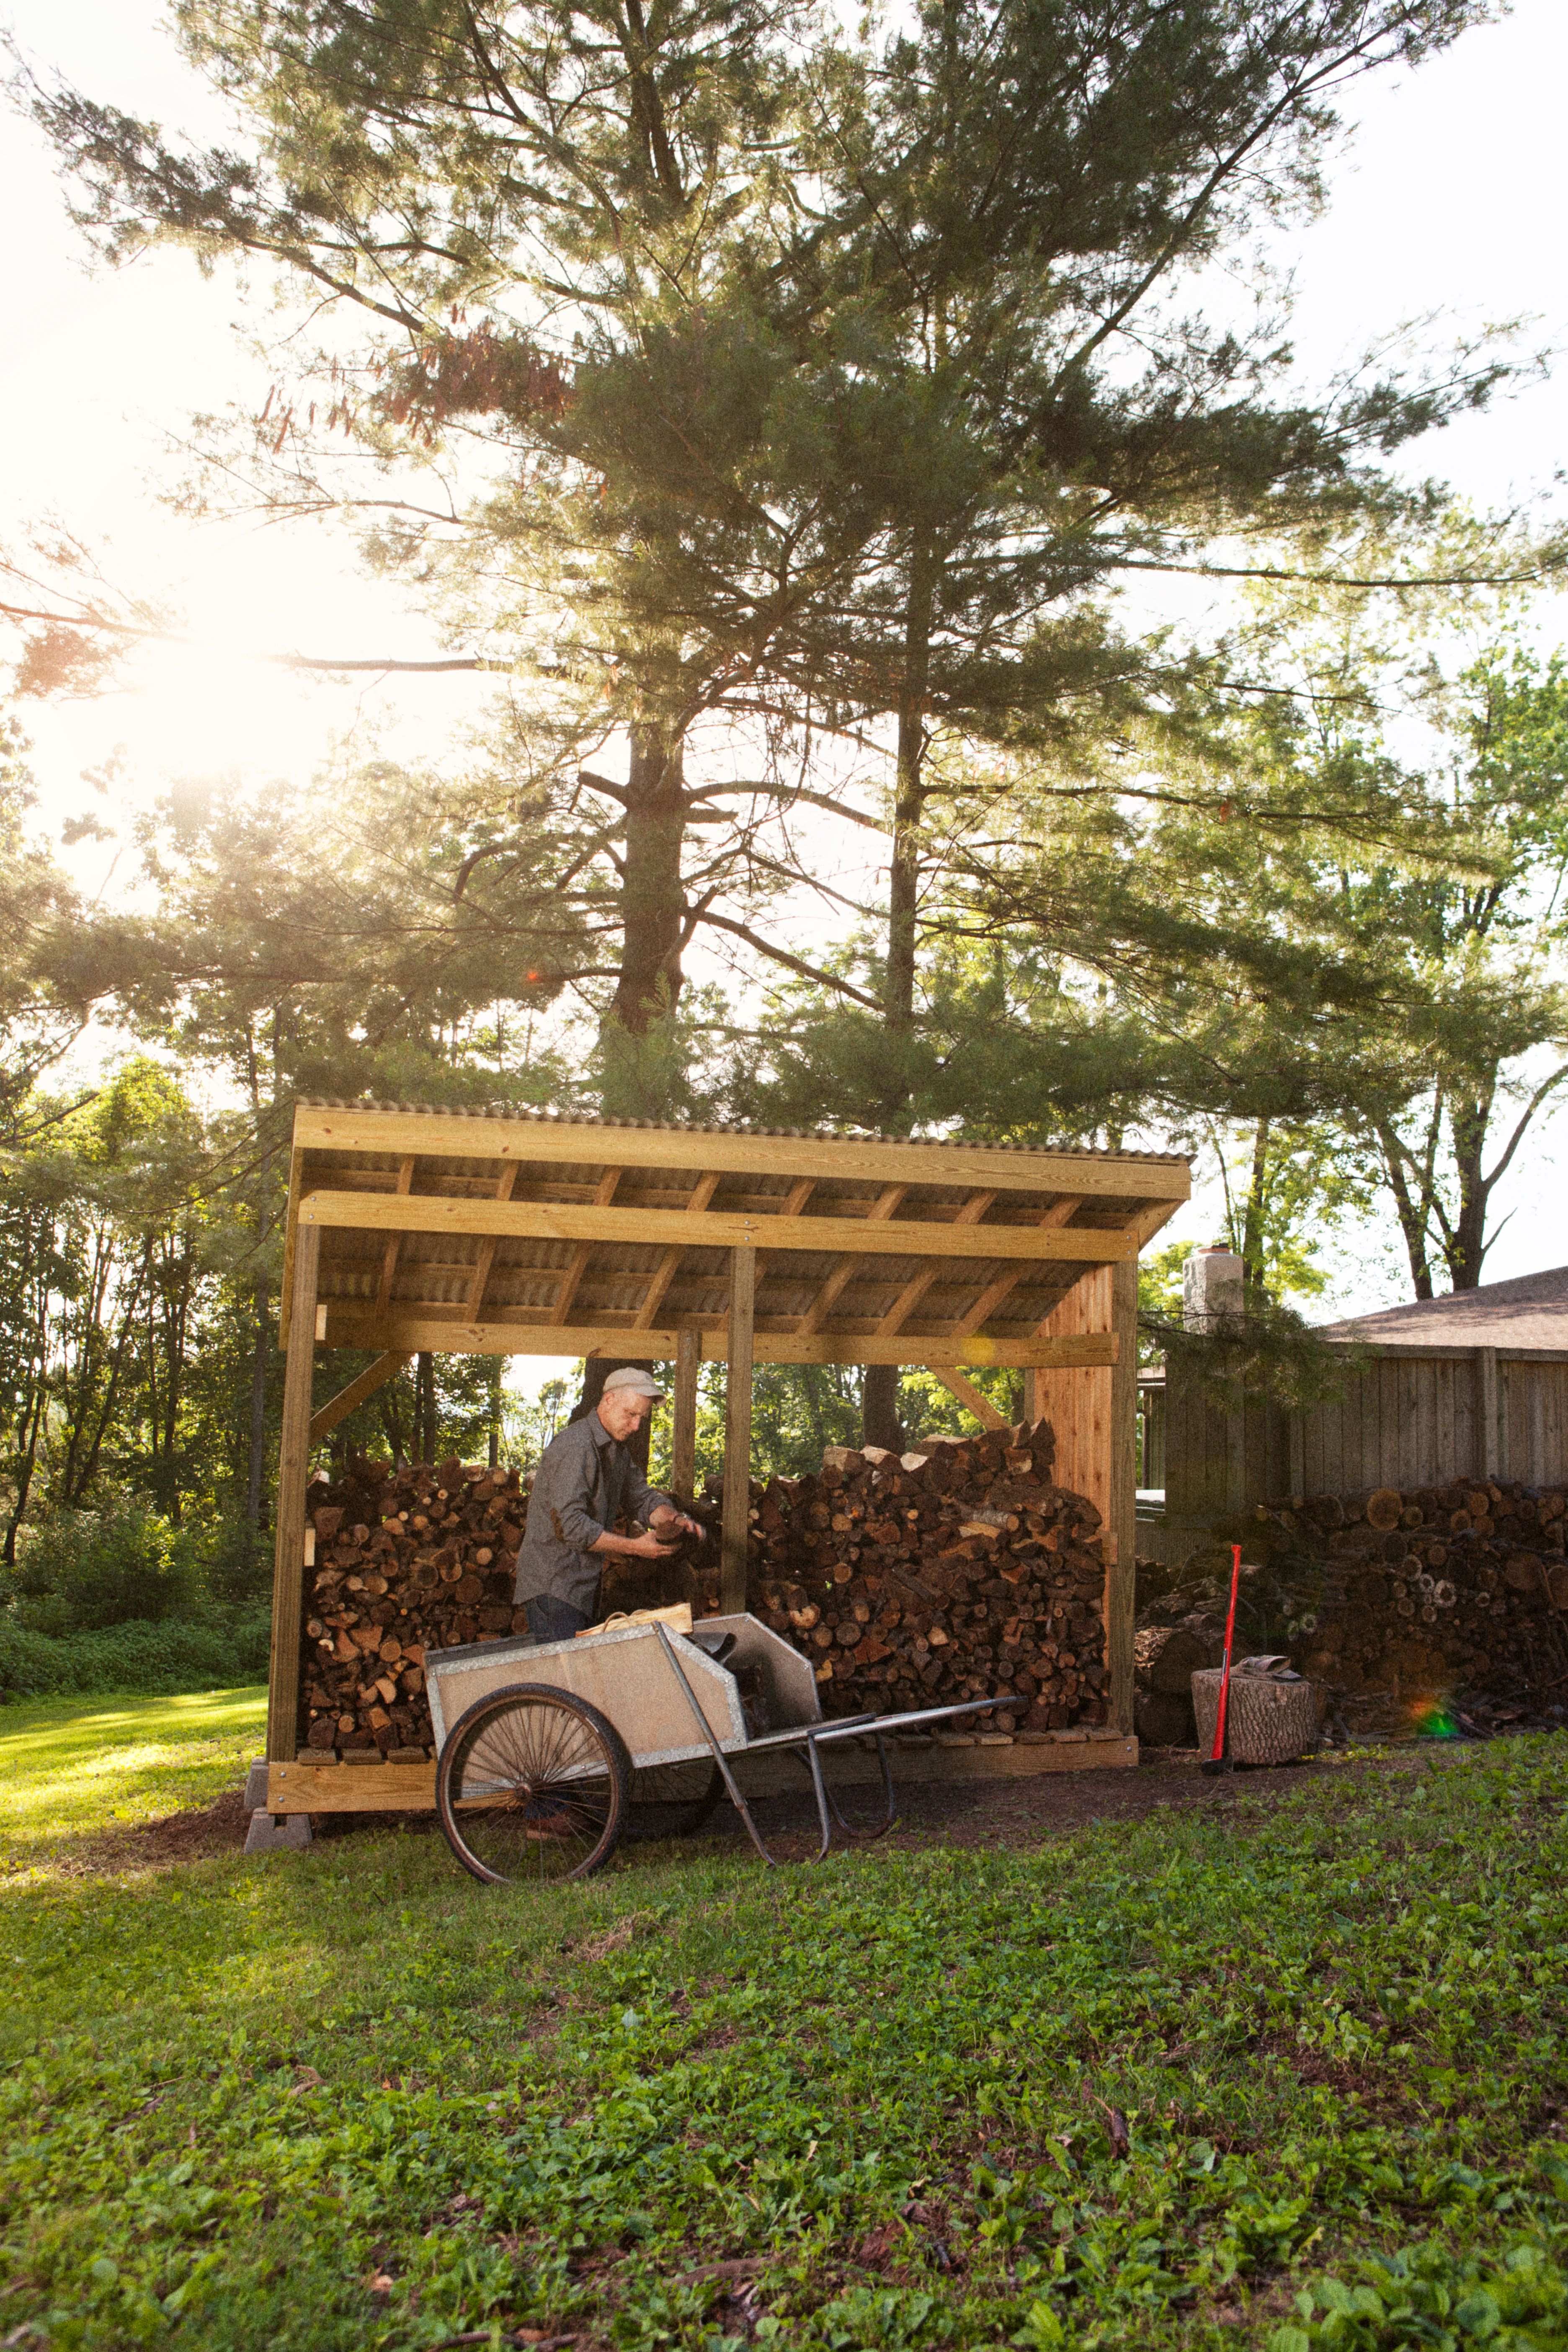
[624,1760,724,1839]
[435,1684,629,1884]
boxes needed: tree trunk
[861,565,932,1453]
[415,1350,438,1464]
[1373,1119,1436,1300]
[599,722,691,1116]
[861,1363,905,1452]
[1239,1119,1270,1297]
[1445,1084,1494,1290]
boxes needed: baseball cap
[602,1366,666,1401]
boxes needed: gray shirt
[513,1409,672,1615]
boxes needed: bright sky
[3,0,1568,1341]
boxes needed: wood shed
[261,1101,1189,1814]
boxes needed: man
[514,1366,702,1642]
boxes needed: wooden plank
[1030,1266,1112,1522]
[308,1350,411,1444]
[945,1198,1091,1341]
[1477,1347,1499,1479]
[930,1366,1010,1429]
[268,1759,434,1813]
[263,1735,1140,1813]
[465,1162,519,1320]
[722,1246,756,1612]
[796,1185,908,1334]
[631,1171,720,1328]
[267,1222,320,1767]
[298,1188,1137,1263]
[317,1309,1119,1368]
[278,1145,307,1350]
[672,1328,700,1503]
[548,1166,623,1324]
[374,1156,417,1320]
[876,1191,998,1336]
[1106,1255,1138,1736]
[293,1103,1193,1203]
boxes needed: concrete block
[243,1758,270,1810]
[244,1810,312,1856]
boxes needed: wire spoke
[440,1689,622,1883]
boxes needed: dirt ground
[47,1744,1444,1879]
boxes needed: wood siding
[1158,1348,1568,1516]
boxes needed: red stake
[1202,1542,1244,1775]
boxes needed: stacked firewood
[696,1421,1112,1733]
[294,1420,1114,1757]
[297,1456,527,1757]
[1252,1477,1568,1702]
[1135,1477,1568,1744]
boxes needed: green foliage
[2,1731,1568,2345]
[8,1503,201,1632]
[0,1612,270,1699]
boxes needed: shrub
[0,1610,271,1699]
[9,1506,201,1632]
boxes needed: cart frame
[427,1613,1020,1872]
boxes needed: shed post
[266,1220,320,1765]
[672,1327,700,1505]
[721,1246,756,1612]
[1107,1253,1138,1736]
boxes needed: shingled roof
[1317,1265,1568,1355]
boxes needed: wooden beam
[317,1308,1120,1369]
[930,1366,1010,1430]
[945,1199,1091,1342]
[372,1155,417,1323]
[1106,1254,1139,1737]
[466,1162,519,1320]
[293,1104,1194,1203]
[308,1350,411,1444]
[1478,1346,1500,1479]
[267,1221,320,1767]
[672,1327,700,1504]
[631,1171,719,1330]
[876,1190,997,1336]
[298,1188,1138,1263]
[548,1166,623,1326]
[722,1246,756,1613]
[795,1185,908,1338]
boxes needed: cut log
[1135,1624,1222,1694]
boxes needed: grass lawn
[0,1707,1565,2351]
[0,1687,266,1875]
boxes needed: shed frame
[261,1101,1189,1813]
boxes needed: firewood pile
[297,1457,528,1758]
[1136,1475,1568,1746]
[696,1420,1112,1734]
[294,1419,1114,1757]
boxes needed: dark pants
[524,1594,593,1645]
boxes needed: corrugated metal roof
[1317,1265,1568,1354]
[293,1099,1189,1167]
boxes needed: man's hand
[649,1505,704,1542]
[621,1526,685,1558]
